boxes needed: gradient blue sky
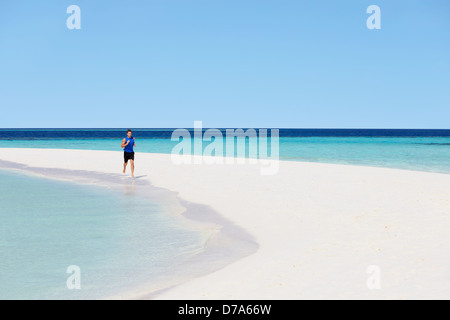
[0,0,449,128]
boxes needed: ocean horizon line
[1,127,450,130]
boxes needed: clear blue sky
[1,0,449,128]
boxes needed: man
[121,129,136,178]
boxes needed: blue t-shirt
[123,137,134,153]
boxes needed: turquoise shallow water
[279,137,450,174]
[0,135,449,174]
[0,168,206,300]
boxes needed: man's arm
[121,138,129,148]
[133,138,136,147]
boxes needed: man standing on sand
[121,129,136,178]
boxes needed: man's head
[127,129,132,138]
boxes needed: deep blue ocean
[1,128,449,139]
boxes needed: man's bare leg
[130,160,135,178]
[123,162,127,174]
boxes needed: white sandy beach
[0,148,449,300]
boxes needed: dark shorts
[124,152,135,163]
